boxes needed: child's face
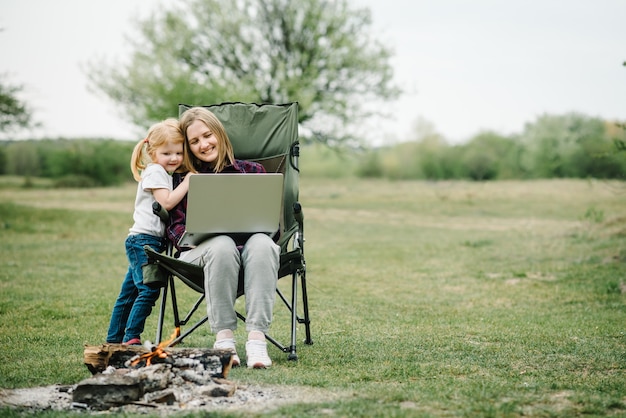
[154,141,184,173]
[186,120,219,165]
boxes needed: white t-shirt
[128,163,173,237]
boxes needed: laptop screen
[178,173,283,248]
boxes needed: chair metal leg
[168,316,208,347]
[155,283,168,343]
[169,276,181,329]
[288,270,299,360]
[156,275,185,345]
[166,288,205,347]
[299,269,313,345]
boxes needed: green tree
[39,139,134,186]
[0,75,37,134]
[413,135,457,180]
[5,141,40,176]
[86,0,400,146]
[0,145,5,175]
[576,121,626,179]
[519,113,608,178]
[460,131,519,180]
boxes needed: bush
[300,143,358,178]
[459,131,520,180]
[0,146,6,175]
[1,139,134,186]
[355,150,383,178]
[53,175,100,188]
[517,113,626,179]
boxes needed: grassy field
[1,176,625,417]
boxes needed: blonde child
[106,118,194,345]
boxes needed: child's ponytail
[130,137,150,182]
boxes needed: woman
[167,107,279,368]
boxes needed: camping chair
[144,102,311,361]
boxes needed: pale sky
[1,0,625,144]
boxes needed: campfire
[77,329,236,411]
[130,328,179,367]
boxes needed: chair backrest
[178,102,300,250]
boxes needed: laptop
[177,173,284,248]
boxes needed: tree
[460,131,519,180]
[0,75,37,134]
[86,0,400,146]
[519,113,611,178]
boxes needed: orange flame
[130,327,180,367]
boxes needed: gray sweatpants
[179,233,279,334]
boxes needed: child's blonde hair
[179,107,235,173]
[130,118,194,181]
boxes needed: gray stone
[72,374,143,410]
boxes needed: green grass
[1,177,625,417]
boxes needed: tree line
[356,113,626,181]
[1,111,624,186]
[0,139,135,187]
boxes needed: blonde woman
[167,107,279,368]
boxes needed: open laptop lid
[178,173,283,248]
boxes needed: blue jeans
[106,234,165,343]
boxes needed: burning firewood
[84,344,233,377]
[84,328,233,377]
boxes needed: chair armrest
[152,201,170,223]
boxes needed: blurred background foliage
[0,112,624,187]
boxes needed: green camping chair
[144,102,311,361]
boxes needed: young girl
[106,118,194,345]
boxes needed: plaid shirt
[166,159,266,253]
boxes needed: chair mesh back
[179,102,300,250]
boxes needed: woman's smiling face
[186,119,219,165]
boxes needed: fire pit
[77,332,235,410]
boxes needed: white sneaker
[213,338,240,367]
[246,340,272,369]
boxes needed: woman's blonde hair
[130,118,194,181]
[179,107,235,173]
